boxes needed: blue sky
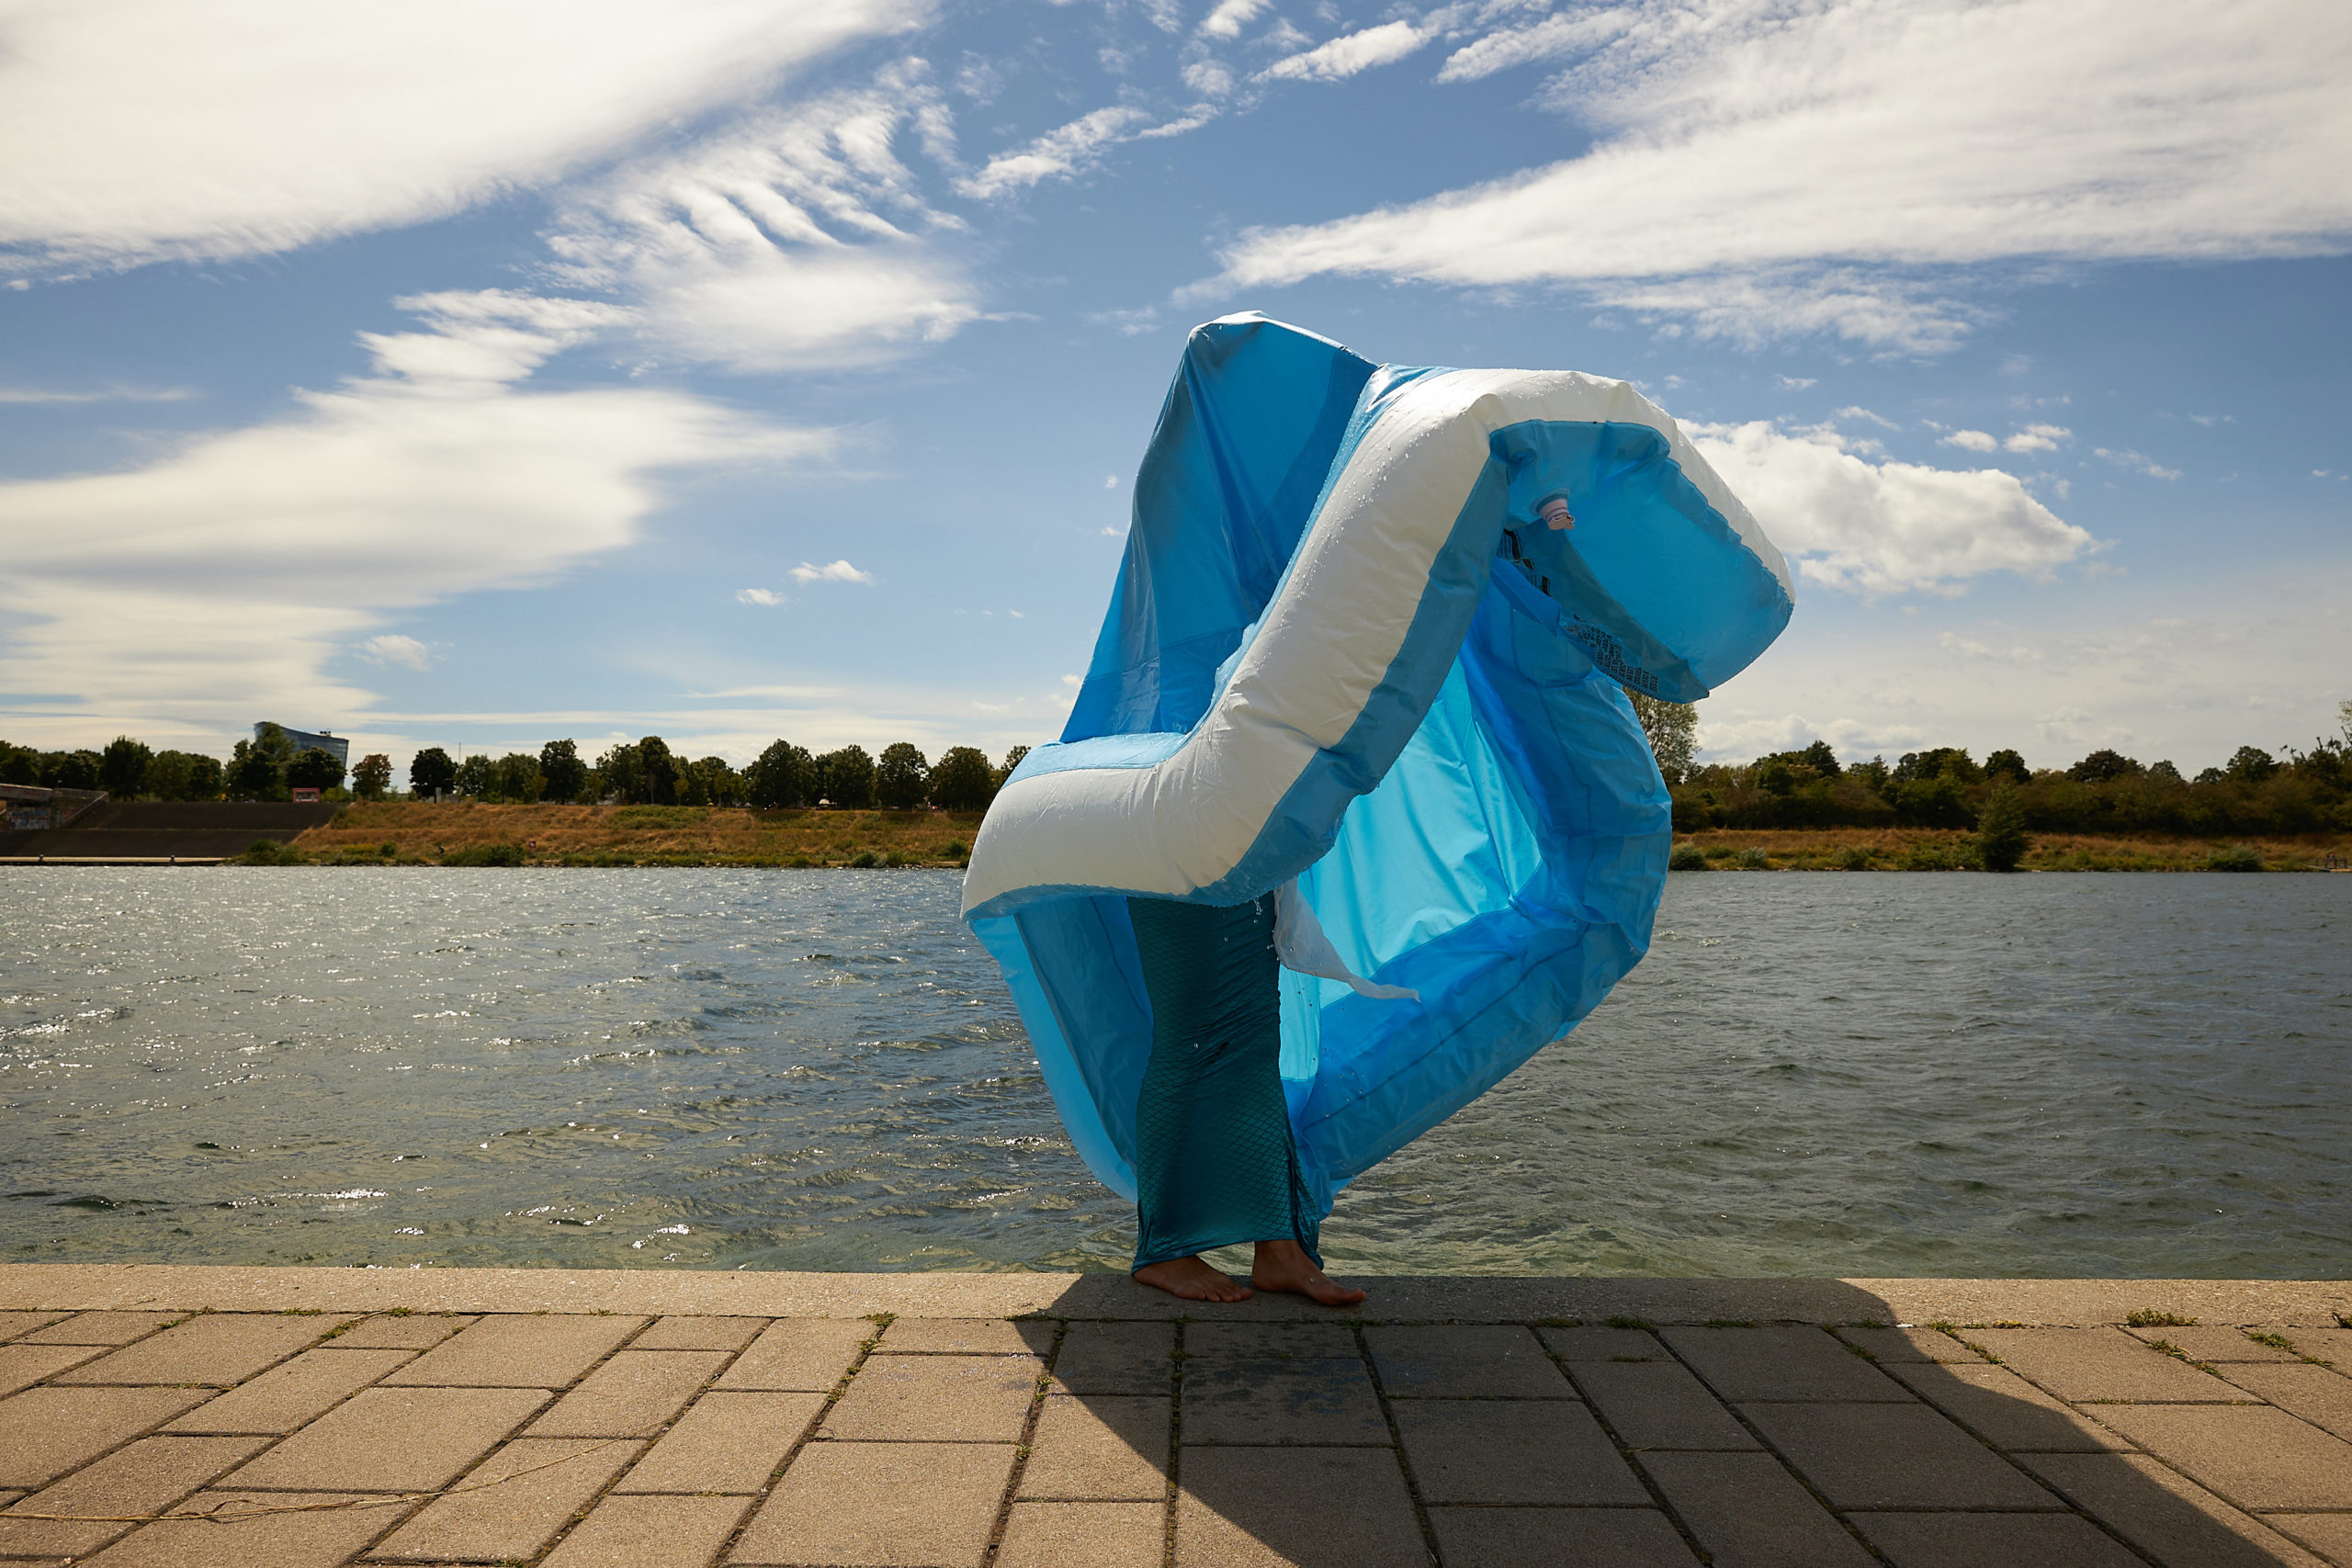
[2,0,2346,776]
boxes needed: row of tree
[400,737,1035,811]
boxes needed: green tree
[746,740,813,807]
[453,754,495,797]
[1625,691,1699,784]
[2225,745,2278,783]
[178,753,223,800]
[2068,749,2141,784]
[1984,748,2030,784]
[637,737,679,805]
[492,752,543,802]
[1974,784,2030,871]
[594,741,644,803]
[1895,747,1982,786]
[679,756,742,807]
[929,746,996,811]
[99,736,152,797]
[537,739,587,804]
[287,746,346,793]
[0,742,36,785]
[995,745,1032,791]
[353,753,393,800]
[409,746,457,799]
[225,739,284,799]
[876,742,931,809]
[818,745,875,807]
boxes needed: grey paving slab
[876,1315,1057,1356]
[224,1385,548,1492]
[1428,1506,1701,1568]
[0,1312,69,1343]
[1964,1327,2241,1403]
[1181,1359,1389,1446]
[617,1391,822,1494]
[1573,1359,1761,1451]
[76,1490,418,1568]
[0,1385,210,1488]
[1888,1360,2132,1451]
[2023,1452,2330,1568]
[53,1312,340,1387]
[999,1500,1165,1568]
[1836,1326,1983,1363]
[1020,1393,1169,1499]
[820,1351,1040,1441]
[1175,1445,1425,1568]
[542,1493,752,1568]
[1185,1322,1358,1359]
[1639,1451,1878,1568]
[2222,1362,2352,1442]
[2270,1514,2352,1567]
[2129,1326,2305,1362]
[380,1313,645,1388]
[369,1437,641,1562]
[1053,1320,1174,1394]
[1394,1398,1647,1506]
[166,1348,413,1434]
[333,1313,477,1350]
[1539,1325,1668,1362]
[731,1440,1014,1567]
[526,1348,728,1437]
[0,1433,266,1559]
[1664,1326,1912,1402]
[1740,1401,2057,1510]
[17,1312,177,1347]
[710,1316,868,1391]
[629,1314,767,1352]
[2089,1402,2352,1511]
[0,1342,104,1398]
[1850,1511,2148,1568]
[1364,1325,1572,1398]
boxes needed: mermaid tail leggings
[1125,894,1322,1271]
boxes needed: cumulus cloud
[1939,429,1998,453]
[1690,421,2098,597]
[790,559,876,584]
[737,588,784,605]
[1260,21,1430,82]
[2005,423,2071,453]
[0,300,825,744]
[545,65,979,373]
[956,107,1155,199]
[1199,0,1272,39]
[0,0,922,276]
[1217,0,2352,347]
[357,634,433,671]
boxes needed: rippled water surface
[2,869,2344,1276]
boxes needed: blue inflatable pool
[964,312,1793,1214]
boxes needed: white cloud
[1939,429,1998,453]
[357,634,433,671]
[1690,421,2098,597]
[737,588,784,605]
[0,384,198,404]
[2004,423,2072,453]
[1260,21,1430,82]
[1835,406,1899,431]
[1775,375,1816,390]
[789,559,876,584]
[544,65,979,373]
[2188,413,2236,428]
[0,0,922,276]
[957,107,1154,200]
[2094,446,2182,480]
[1436,9,1627,83]
[1217,0,2352,347]
[0,300,825,744]
[1199,0,1272,39]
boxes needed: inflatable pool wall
[964,313,1793,1211]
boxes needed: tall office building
[259,725,350,767]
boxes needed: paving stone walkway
[0,1271,2346,1566]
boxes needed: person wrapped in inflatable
[963,314,1793,1303]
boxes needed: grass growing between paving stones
[2127,1309,2199,1327]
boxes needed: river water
[2,869,2344,1278]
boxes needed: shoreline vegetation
[249,802,2352,872]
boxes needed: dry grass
[294,802,985,867]
[1677,826,2349,872]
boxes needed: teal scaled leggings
[1126,895,1322,1272]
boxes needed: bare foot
[1251,1239,1366,1306]
[1134,1254,1252,1303]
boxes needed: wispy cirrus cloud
[0,0,925,276]
[1215,0,2352,349]
[956,106,1155,199]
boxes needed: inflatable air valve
[963,312,1792,1212]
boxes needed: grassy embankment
[277,803,2351,870]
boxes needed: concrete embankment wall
[0,801,342,862]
